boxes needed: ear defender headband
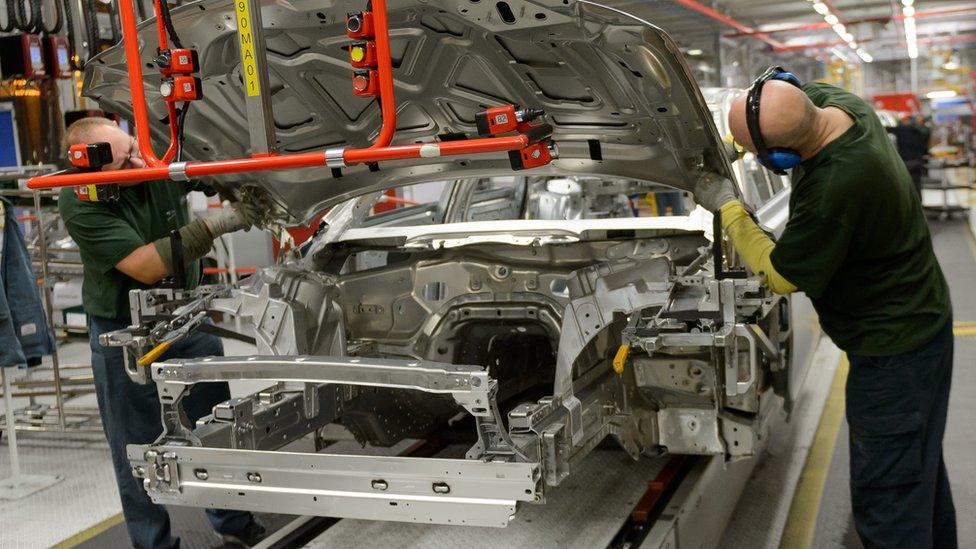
[746,66,803,175]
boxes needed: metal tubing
[26,0,539,191]
[33,190,66,431]
[2,368,22,477]
[28,135,529,188]
[369,0,396,148]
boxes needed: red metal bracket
[27,0,553,191]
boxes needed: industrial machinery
[27,0,818,529]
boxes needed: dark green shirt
[59,181,200,320]
[770,83,950,356]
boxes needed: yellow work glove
[722,134,745,162]
[719,200,797,295]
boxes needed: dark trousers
[904,158,926,197]
[90,315,253,549]
[846,319,956,549]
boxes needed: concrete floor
[2,218,975,548]
[810,217,976,548]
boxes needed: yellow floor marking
[51,512,124,548]
[780,355,849,549]
[953,326,976,338]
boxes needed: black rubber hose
[14,0,38,32]
[0,1,16,32]
[63,0,79,67]
[42,0,64,34]
[158,0,183,49]
[84,0,100,63]
[107,0,120,43]
[175,101,190,161]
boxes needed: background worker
[887,113,932,195]
[59,117,264,549]
[694,69,955,549]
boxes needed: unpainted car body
[94,0,817,527]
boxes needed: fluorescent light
[842,32,854,42]
[856,49,873,63]
[943,61,960,70]
[903,9,918,59]
[825,13,839,25]
[813,2,830,15]
[832,23,846,35]
[686,49,703,56]
[902,0,913,6]
[848,41,858,49]
[926,90,957,99]
[830,47,851,61]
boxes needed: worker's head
[65,117,145,171]
[728,79,818,159]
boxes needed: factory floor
[1,217,974,548]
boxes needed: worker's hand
[722,134,745,162]
[203,208,250,237]
[232,199,263,228]
[693,172,737,213]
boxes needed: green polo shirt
[769,82,950,356]
[59,181,200,320]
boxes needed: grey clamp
[168,162,189,181]
[325,147,347,168]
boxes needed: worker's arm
[719,200,797,294]
[692,173,796,294]
[150,209,251,278]
[694,172,853,299]
[116,244,168,285]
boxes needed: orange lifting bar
[27,0,552,191]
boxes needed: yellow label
[235,0,260,97]
[87,184,99,201]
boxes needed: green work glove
[203,207,250,236]
[154,208,253,275]
[693,172,737,213]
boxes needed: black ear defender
[746,66,804,175]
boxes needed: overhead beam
[672,0,787,50]
[724,7,976,38]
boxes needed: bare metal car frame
[89,0,817,528]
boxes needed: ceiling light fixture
[925,90,957,99]
[808,1,871,63]
[903,2,918,59]
[686,49,703,56]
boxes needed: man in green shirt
[694,71,955,548]
[60,117,265,548]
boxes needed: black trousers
[903,158,926,197]
[847,319,956,549]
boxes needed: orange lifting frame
[27,0,546,190]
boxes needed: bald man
[694,77,955,548]
[59,117,265,548]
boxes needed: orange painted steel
[27,0,542,191]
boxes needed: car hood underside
[84,0,730,223]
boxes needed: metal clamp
[168,161,189,181]
[325,148,347,168]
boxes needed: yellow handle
[137,341,172,367]
[612,344,630,375]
